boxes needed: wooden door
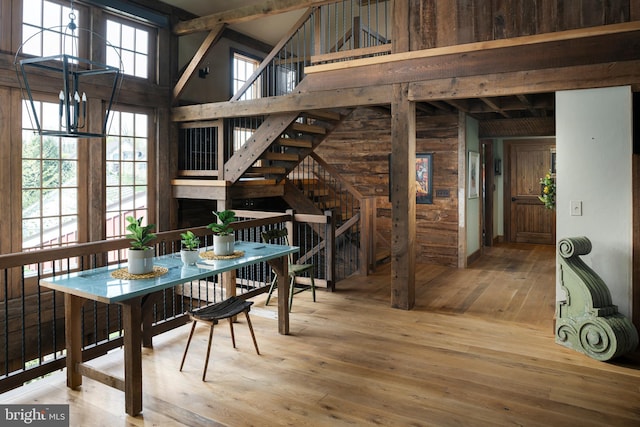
[505,139,556,244]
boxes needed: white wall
[493,139,504,239]
[556,86,633,317]
[466,116,481,257]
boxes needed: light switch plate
[570,200,582,216]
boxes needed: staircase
[224,108,353,201]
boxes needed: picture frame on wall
[468,151,480,199]
[415,153,433,204]
[388,153,434,204]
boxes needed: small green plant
[207,210,236,236]
[538,171,556,210]
[180,230,200,250]
[125,216,156,250]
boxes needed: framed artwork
[388,153,434,204]
[550,147,556,177]
[468,151,479,199]
[415,153,433,204]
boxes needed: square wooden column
[390,82,416,310]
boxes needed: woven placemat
[200,250,245,260]
[110,266,169,280]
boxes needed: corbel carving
[556,236,638,361]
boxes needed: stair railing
[290,151,377,276]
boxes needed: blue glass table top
[39,241,298,304]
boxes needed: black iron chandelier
[15,1,122,138]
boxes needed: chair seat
[288,263,314,276]
[180,296,259,381]
[190,296,253,322]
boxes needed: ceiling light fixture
[14,0,123,138]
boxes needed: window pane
[135,115,147,137]
[42,1,61,29]
[106,19,150,79]
[107,20,120,46]
[22,25,42,56]
[135,29,148,53]
[135,54,148,79]
[61,188,77,214]
[22,100,78,251]
[106,110,149,247]
[23,0,42,26]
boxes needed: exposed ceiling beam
[479,97,510,118]
[173,0,333,36]
[172,24,225,103]
[516,94,541,117]
[171,84,392,122]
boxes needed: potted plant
[180,230,200,265]
[207,210,236,256]
[125,216,156,274]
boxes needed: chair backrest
[261,228,293,264]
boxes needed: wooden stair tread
[235,178,278,186]
[261,152,299,162]
[277,137,313,148]
[303,109,342,121]
[289,122,326,135]
[247,166,287,174]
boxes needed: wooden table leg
[121,297,143,416]
[64,294,85,389]
[268,256,289,335]
[141,293,161,348]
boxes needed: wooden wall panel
[317,108,460,267]
[419,0,631,48]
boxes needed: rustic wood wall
[410,0,632,49]
[317,107,460,267]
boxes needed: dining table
[38,241,298,416]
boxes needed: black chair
[179,296,260,381]
[261,228,316,311]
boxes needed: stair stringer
[224,111,300,183]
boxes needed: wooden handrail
[0,215,293,270]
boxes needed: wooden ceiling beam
[171,84,391,122]
[173,0,333,36]
[172,24,225,104]
[408,60,640,101]
[479,97,510,118]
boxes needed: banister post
[325,210,335,291]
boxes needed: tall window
[22,0,81,57]
[233,52,260,100]
[106,18,149,78]
[22,100,78,251]
[106,110,149,242]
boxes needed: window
[22,0,81,57]
[232,52,260,100]
[105,110,149,247]
[275,65,297,96]
[106,18,149,78]
[21,100,78,251]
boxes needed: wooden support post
[390,82,416,310]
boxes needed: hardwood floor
[2,244,639,426]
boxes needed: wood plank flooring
[2,243,640,426]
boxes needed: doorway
[504,138,556,244]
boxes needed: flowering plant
[538,172,555,210]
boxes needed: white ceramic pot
[127,248,154,274]
[180,249,200,265]
[213,234,235,256]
